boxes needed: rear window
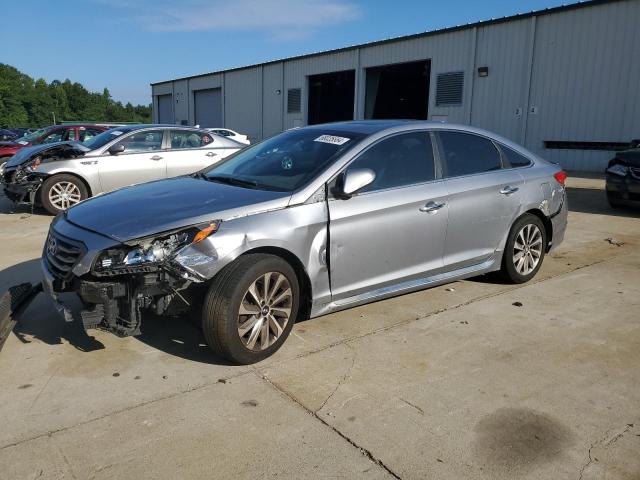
[501,145,532,168]
[438,131,502,177]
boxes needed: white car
[205,128,250,145]
[1,125,242,214]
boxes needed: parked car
[0,125,242,214]
[205,128,250,145]
[0,124,109,162]
[36,121,568,364]
[605,140,640,208]
[8,128,35,138]
[0,129,18,141]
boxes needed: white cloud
[104,0,361,39]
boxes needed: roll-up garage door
[194,88,222,128]
[157,94,173,124]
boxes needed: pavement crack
[399,397,424,416]
[316,343,356,413]
[577,423,635,480]
[259,371,402,480]
[0,368,253,452]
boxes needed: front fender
[172,202,331,305]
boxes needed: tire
[40,174,88,215]
[201,253,300,364]
[500,213,547,284]
[606,193,626,209]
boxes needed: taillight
[553,170,567,186]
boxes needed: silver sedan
[40,120,568,364]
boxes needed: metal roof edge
[150,0,622,86]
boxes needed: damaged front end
[1,164,44,205]
[43,219,221,337]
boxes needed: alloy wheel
[237,272,292,351]
[48,181,82,210]
[512,224,543,275]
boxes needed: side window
[80,128,102,142]
[67,129,76,141]
[169,130,213,149]
[500,144,532,168]
[42,130,64,143]
[114,130,164,153]
[439,131,502,177]
[345,131,435,193]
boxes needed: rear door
[97,129,167,192]
[436,130,524,270]
[164,129,226,177]
[328,131,448,301]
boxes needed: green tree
[0,63,151,127]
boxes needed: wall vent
[287,88,302,113]
[435,72,464,106]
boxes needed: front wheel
[500,213,547,284]
[201,253,299,364]
[40,174,88,215]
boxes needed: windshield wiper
[202,175,260,189]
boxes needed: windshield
[17,127,49,144]
[201,129,364,192]
[82,128,129,150]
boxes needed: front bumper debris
[0,282,43,352]
[42,256,195,337]
[1,168,43,205]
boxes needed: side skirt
[310,257,498,318]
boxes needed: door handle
[206,151,217,157]
[150,155,163,161]
[419,201,446,213]
[500,186,519,195]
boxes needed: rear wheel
[201,254,299,364]
[500,213,546,284]
[40,174,88,215]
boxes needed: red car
[0,124,110,161]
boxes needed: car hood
[65,176,292,242]
[4,142,87,168]
[613,148,640,168]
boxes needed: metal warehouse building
[151,0,639,172]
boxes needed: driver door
[98,129,167,192]
[328,131,449,301]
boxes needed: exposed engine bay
[44,221,219,337]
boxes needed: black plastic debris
[0,282,42,352]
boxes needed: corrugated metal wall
[151,0,640,171]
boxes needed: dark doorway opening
[308,70,355,125]
[365,60,430,120]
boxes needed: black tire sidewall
[40,174,88,215]
[205,255,299,364]
[502,214,547,284]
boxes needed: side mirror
[335,168,376,199]
[108,144,125,155]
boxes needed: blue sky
[2,0,580,105]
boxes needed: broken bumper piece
[41,258,194,338]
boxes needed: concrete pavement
[0,175,638,479]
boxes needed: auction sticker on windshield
[314,135,350,145]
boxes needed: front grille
[44,231,85,280]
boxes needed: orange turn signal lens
[192,222,219,244]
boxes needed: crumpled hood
[4,142,85,168]
[65,176,291,242]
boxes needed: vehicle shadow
[136,313,235,366]
[1,258,105,351]
[0,192,49,216]
[0,258,235,364]
[565,186,640,218]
